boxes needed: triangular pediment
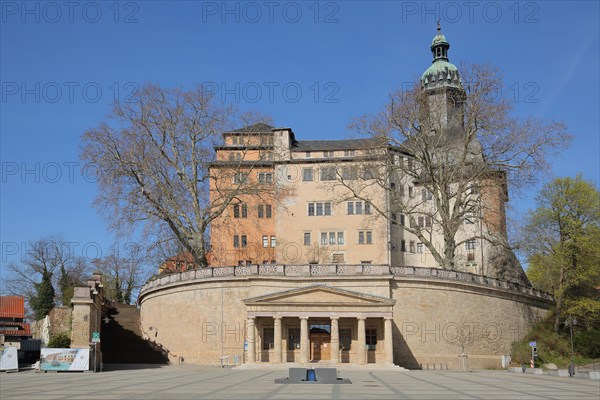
[243,285,395,306]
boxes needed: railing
[139,265,553,301]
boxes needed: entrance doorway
[309,323,331,361]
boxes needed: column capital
[384,316,394,321]
[357,316,367,321]
[300,316,309,321]
[330,316,340,321]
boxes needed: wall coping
[139,265,553,303]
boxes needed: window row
[301,166,377,182]
[302,231,372,245]
[390,214,431,228]
[304,150,357,159]
[232,171,273,184]
[233,235,276,248]
[267,327,367,351]
[307,202,332,216]
[397,239,477,253]
[233,204,272,218]
[347,201,371,215]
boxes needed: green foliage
[523,175,600,331]
[511,315,599,368]
[58,265,74,306]
[47,332,71,348]
[29,270,55,320]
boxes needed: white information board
[0,346,19,371]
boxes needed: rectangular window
[342,166,357,180]
[400,240,406,252]
[347,202,354,215]
[418,216,424,228]
[306,151,311,158]
[320,166,336,181]
[465,239,477,250]
[391,213,397,224]
[270,236,276,248]
[407,159,413,171]
[337,232,344,245]
[288,328,300,350]
[266,205,272,218]
[417,243,424,253]
[425,216,432,227]
[355,201,363,215]
[257,205,264,218]
[340,329,351,350]
[323,150,335,158]
[233,172,248,184]
[241,204,247,218]
[302,168,313,182]
[309,202,332,216]
[366,328,377,350]
[400,214,405,226]
[258,172,273,183]
[464,211,475,224]
[241,235,247,248]
[233,235,240,248]
[329,232,336,245]
[362,166,376,180]
[409,241,415,253]
[262,235,268,248]
[233,204,240,218]
[304,232,311,246]
[408,186,414,198]
[316,202,323,216]
[344,150,355,157]
[358,231,372,244]
[422,188,433,201]
[321,233,327,245]
[263,328,274,350]
[399,184,405,197]
[365,202,371,215]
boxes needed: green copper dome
[421,23,462,90]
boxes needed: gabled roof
[243,284,395,306]
[0,296,25,319]
[228,123,275,134]
[293,138,384,152]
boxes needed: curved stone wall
[138,265,551,369]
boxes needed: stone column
[247,317,256,364]
[300,317,309,364]
[384,317,394,365]
[274,316,282,363]
[357,317,366,364]
[330,317,339,364]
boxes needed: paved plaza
[1,365,598,400]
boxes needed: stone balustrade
[139,264,553,302]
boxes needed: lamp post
[568,315,577,377]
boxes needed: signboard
[0,346,18,371]
[529,341,537,347]
[40,348,89,372]
[91,332,100,343]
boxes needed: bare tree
[92,243,150,304]
[81,84,273,268]
[4,234,91,317]
[337,63,570,276]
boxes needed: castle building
[138,28,551,369]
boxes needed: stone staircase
[101,303,168,364]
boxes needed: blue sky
[1,1,599,278]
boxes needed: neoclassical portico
[243,285,396,365]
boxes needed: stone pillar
[384,317,394,365]
[300,317,309,364]
[247,317,256,364]
[330,317,339,364]
[274,316,282,363]
[357,317,366,364]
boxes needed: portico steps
[234,362,406,371]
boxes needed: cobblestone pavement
[1,365,598,399]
